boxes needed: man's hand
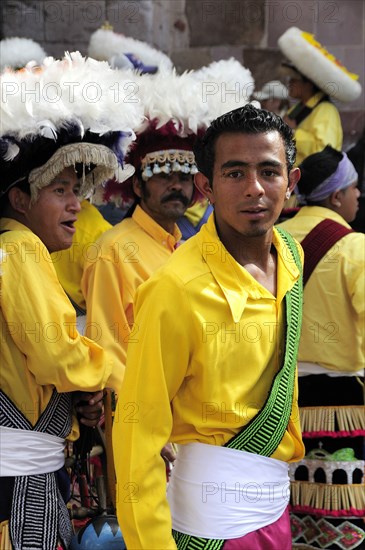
[161,442,177,464]
[74,390,104,427]
[161,442,177,480]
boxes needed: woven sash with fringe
[0,390,73,550]
[172,228,303,549]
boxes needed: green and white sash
[172,229,303,549]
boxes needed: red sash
[300,219,353,286]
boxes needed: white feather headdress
[192,58,255,119]
[134,58,254,138]
[0,37,47,72]
[0,52,145,199]
[98,57,254,203]
[88,28,173,72]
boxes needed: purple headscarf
[296,152,358,204]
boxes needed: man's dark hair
[193,104,296,183]
[0,179,31,218]
[297,145,343,199]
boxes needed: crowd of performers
[0,24,364,550]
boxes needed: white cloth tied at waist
[298,361,364,377]
[167,442,290,540]
[0,426,66,477]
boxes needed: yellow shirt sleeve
[113,274,191,549]
[1,226,114,427]
[82,253,130,394]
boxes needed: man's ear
[132,175,143,199]
[329,189,342,208]
[287,167,301,194]
[8,187,31,214]
[194,172,215,204]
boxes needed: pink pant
[223,507,291,550]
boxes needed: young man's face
[196,131,299,240]
[134,172,194,229]
[20,166,81,252]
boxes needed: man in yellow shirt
[278,27,362,167]
[278,146,365,548]
[82,128,197,392]
[113,104,304,549]
[0,53,143,549]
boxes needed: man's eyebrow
[221,159,283,169]
[259,160,283,168]
[221,160,248,169]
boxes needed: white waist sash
[167,442,289,539]
[298,361,364,377]
[0,426,66,477]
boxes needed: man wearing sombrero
[278,27,362,166]
[82,118,197,395]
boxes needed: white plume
[38,120,58,140]
[88,28,173,72]
[134,68,208,135]
[128,58,255,137]
[0,37,47,71]
[0,52,145,157]
[192,58,255,118]
[3,141,20,161]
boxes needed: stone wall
[1,0,364,148]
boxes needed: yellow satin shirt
[113,214,305,549]
[278,206,365,373]
[81,205,181,393]
[0,218,115,438]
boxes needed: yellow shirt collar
[196,214,301,322]
[295,205,352,228]
[305,90,327,109]
[132,204,182,250]
[0,217,33,233]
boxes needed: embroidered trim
[290,505,365,518]
[141,149,198,181]
[300,406,365,436]
[172,530,225,550]
[290,481,365,515]
[290,514,365,550]
[302,430,365,439]
[29,142,118,201]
